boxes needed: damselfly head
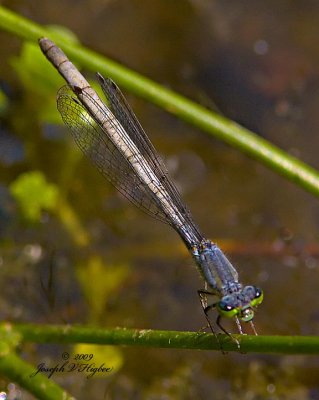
[216,285,263,321]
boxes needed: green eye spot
[242,285,264,308]
[250,287,263,307]
[216,296,240,318]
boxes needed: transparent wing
[97,75,202,240]
[57,85,175,223]
[57,81,202,243]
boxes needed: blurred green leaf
[77,256,130,322]
[72,343,123,377]
[10,171,58,222]
[55,195,90,247]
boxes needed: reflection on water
[0,0,319,398]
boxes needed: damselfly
[39,38,263,347]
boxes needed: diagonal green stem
[0,6,319,197]
[0,342,74,400]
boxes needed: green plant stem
[12,324,319,355]
[0,351,74,400]
[1,6,319,197]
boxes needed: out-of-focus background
[0,1,318,398]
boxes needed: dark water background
[0,1,319,399]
